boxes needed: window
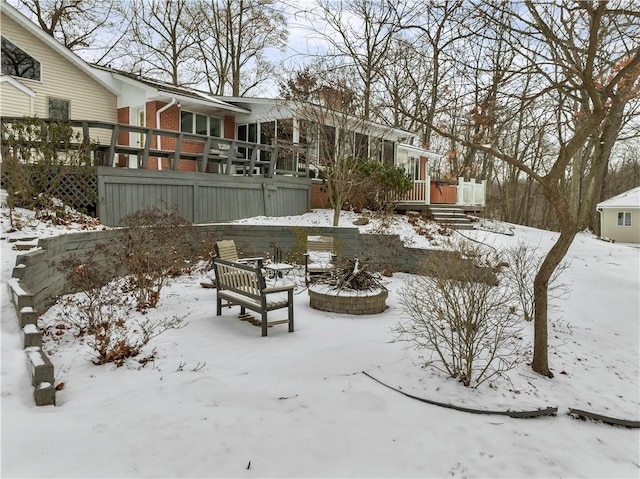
[320,125,336,165]
[180,110,221,137]
[617,212,632,227]
[381,139,395,164]
[407,157,420,181]
[48,98,69,120]
[260,121,275,162]
[354,133,369,159]
[276,119,295,171]
[1,36,41,81]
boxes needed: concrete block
[7,278,34,310]
[34,382,56,406]
[22,324,42,348]
[25,347,54,387]
[18,307,38,328]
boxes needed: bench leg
[216,297,222,316]
[261,311,268,337]
[288,291,294,333]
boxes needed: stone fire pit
[308,284,388,315]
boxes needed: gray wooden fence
[97,167,311,226]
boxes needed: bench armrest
[239,256,264,262]
[263,284,295,294]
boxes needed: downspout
[596,207,603,238]
[155,98,177,170]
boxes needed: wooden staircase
[428,205,475,230]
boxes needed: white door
[128,108,145,168]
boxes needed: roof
[90,65,252,115]
[1,75,35,97]
[597,186,640,208]
[397,143,441,160]
[1,2,119,95]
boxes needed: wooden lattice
[0,165,98,215]
[51,171,98,213]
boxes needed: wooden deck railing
[0,117,309,179]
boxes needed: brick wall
[116,107,130,167]
[311,181,330,209]
[224,115,235,138]
[128,103,239,171]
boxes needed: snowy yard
[1,205,639,478]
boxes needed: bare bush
[101,207,201,310]
[395,241,524,388]
[52,255,188,366]
[53,254,123,334]
[50,206,202,365]
[502,241,570,321]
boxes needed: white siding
[0,81,33,116]
[1,15,117,124]
[601,208,640,244]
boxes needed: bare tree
[282,65,391,226]
[422,1,640,377]
[189,0,288,96]
[385,0,473,150]
[12,0,120,53]
[306,0,398,120]
[115,0,197,86]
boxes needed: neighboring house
[0,2,117,140]
[596,186,640,244]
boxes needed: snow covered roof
[597,186,640,208]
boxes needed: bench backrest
[215,240,240,262]
[307,235,334,253]
[213,258,265,301]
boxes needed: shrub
[51,206,202,365]
[102,207,201,310]
[1,117,97,225]
[346,159,413,212]
[395,241,524,387]
[52,252,187,366]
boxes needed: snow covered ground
[1,201,639,478]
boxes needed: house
[1,1,485,212]
[596,186,640,244]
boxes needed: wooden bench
[212,258,294,337]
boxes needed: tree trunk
[532,221,578,377]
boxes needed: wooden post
[248,147,258,176]
[173,133,183,170]
[80,121,91,166]
[225,141,236,175]
[141,128,153,169]
[107,124,118,167]
[267,145,278,178]
[201,137,212,172]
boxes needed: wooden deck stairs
[428,205,475,230]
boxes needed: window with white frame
[180,111,221,137]
[407,157,420,181]
[1,36,41,81]
[380,139,395,164]
[617,212,632,227]
[48,98,69,120]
